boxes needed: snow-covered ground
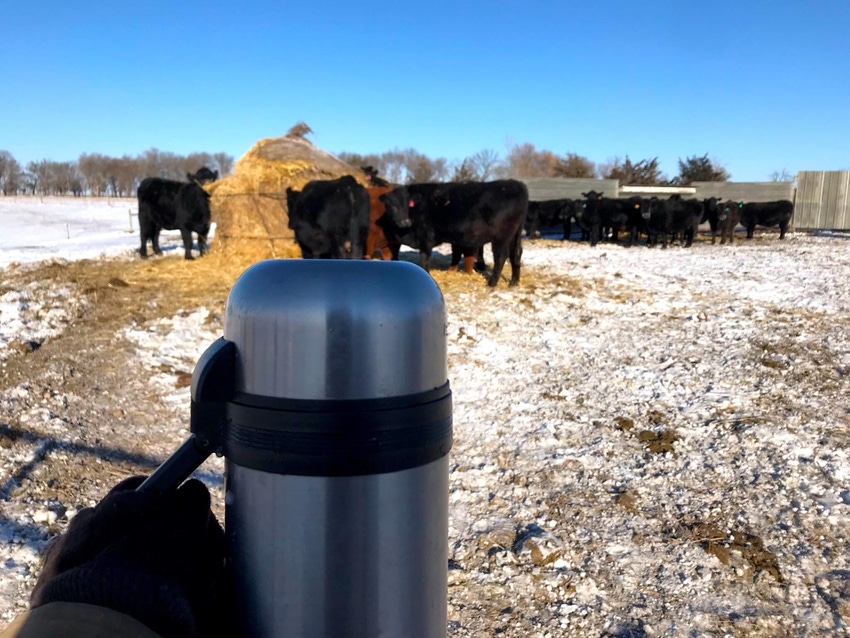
[0,196,140,267]
[0,196,849,635]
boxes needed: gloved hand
[30,476,226,638]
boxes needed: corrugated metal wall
[690,182,796,202]
[520,178,796,204]
[795,171,850,229]
[520,178,619,200]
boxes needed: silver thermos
[139,259,452,637]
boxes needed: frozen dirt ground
[0,229,848,636]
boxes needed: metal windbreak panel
[795,171,850,230]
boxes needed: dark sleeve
[0,602,162,638]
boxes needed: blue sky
[1,0,848,181]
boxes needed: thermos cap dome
[224,259,448,401]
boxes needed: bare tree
[79,153,109,196]
[770,168,794,182]
[451,160,477,182]
[403,149,449,183]
[503,142,559,178]
[379,149,408,185]
[103,156,138,197]
[213,152,234,176]
[0,151,22,195]
[468,149,501,181]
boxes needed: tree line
[340,144,796,186]
[0,142,795,197]
[0,149,234,197]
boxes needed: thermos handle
[137,338,236,497]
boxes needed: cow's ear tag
[409,199,415,208]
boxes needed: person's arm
[1,601,162,638]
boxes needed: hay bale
[206,131,366,258]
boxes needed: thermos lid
[224,259,447,400]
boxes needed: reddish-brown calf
[366,185,400,260]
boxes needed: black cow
[625,197,654,246]
[670,200,708,246]
[714,200,743,245]
[577,191,605,246]
[526,199,574,239]
[603,197,652,245]
[703,197,720,241]
[286,176,370,259]
[647,195,702,248]
[137,167,218,259]
[740,200,794,239]
[378,180,528,287]
[597,198,629,243]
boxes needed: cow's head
[188,167,219,185]
[630,198,651,221]
[361,165,389,187]
[579,191,604,219]
[378,187,416,231]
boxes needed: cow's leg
[180,229,195,259]
[365,233,377,260]
[463,250,476,274]
[474,245,487,272]
[380,246,393,260]
[448,245,462,272]
[138,209,150,258]
[420,249,432,272]
[488,241,509,287]
[779,221,788,239]
[390,243,400,261]
[198,233,208,256]
[151,227,163,255]
[508,229,523,286]
[562,218,571,240]
[746,224,755,239]
[590,224,601,247]
[685,227,694,248]
[139,229,149,259]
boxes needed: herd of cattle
[527,194,795,248]
[136,167,795,287]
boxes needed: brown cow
[366,185,401,260]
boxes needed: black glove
[30,476,226,638]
